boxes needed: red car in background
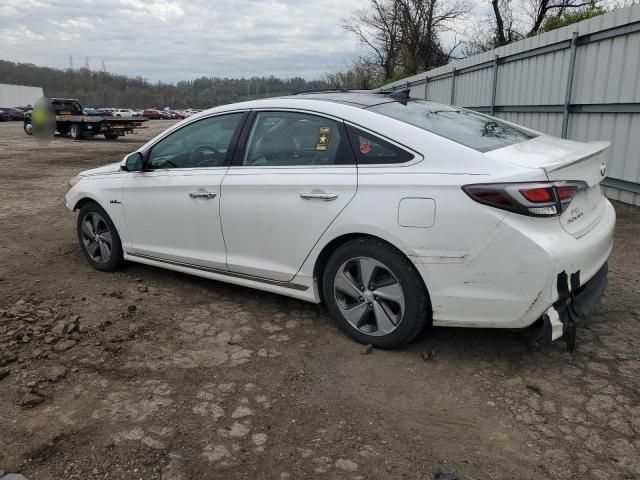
[0,107,25,120]
[143,109,164,119]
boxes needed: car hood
[79,162,123,177]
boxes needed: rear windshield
[369,100,534,152]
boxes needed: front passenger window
[148,113,244,169]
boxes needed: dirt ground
[0,120,639,480]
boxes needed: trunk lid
[486,135,610,238]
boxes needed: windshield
[369,100,534,152]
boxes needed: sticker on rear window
[360,139,372,154]
[316,126,332,151]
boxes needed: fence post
[491,54,500,116]
[424,75,429,100]
[562,32,579,138]
[450,67,456,105]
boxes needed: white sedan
[65,91,615,349]
[112,108,139,118]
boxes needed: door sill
[125,252,309,291]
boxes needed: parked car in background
[159,110,173,120]
[0,107,25,120]
[0,109,10,121]
[87,108,113,116]
[64,90,614,350]
[143,109,163,119]
[113,108,141,118]
[83,108,105,116]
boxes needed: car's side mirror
[122,152,144,172]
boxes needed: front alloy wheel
[80,212,113,264]
[76,202,123,272]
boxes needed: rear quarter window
[346,125,414,165]
[369,100,534,152]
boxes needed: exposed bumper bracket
[534,262,608,351]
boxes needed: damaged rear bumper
[536,261,608,351]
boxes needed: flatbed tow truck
[24,98,147,140]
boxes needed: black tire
[69,123,83,140]
[104,132,118,140]
[76,202,124,272]
[322,237,430,348]
[23,122,33,135]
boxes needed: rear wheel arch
[313,233,430,306]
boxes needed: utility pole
[101,60,106,73]
[85,56,90,69]
[69,55,74,69]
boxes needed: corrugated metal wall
[380,5,640,206]
[0,84,44,108]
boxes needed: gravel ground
[0,120,638,480]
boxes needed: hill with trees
[0,59,328,108]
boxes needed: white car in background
[113,108,139,118]
[65,91,614,349]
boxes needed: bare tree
[396,0,469,74]
[527,0,597,35]
[344,0,402,80]
[344,0,469,80]
[491,0,522,46]
[483,0,604,51]
[325,59,385,89]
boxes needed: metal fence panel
[496,111,564,137]
[379,4,640,205]
[455,66,493,106]
[427,78,453,104]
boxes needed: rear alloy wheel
[323,238,429,348]
[77,203,123,272]
[24,122,33,135]
[69,123,83,140]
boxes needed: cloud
[0,0,370,81]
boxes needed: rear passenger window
[346,126,414,164]
[242,112,351,166]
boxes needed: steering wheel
[190,145,221,166]
[152,157,177,169]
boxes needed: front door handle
[300,192,339,201]
[189,192,217,199]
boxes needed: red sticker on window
[360,140,371,154]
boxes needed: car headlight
[68,175,82,188]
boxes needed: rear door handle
[189,192,217,199]
[300,192,339,201]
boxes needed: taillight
[463,181,587,217]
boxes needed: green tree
[538,5,607,32]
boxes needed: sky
[0,0,379,82]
